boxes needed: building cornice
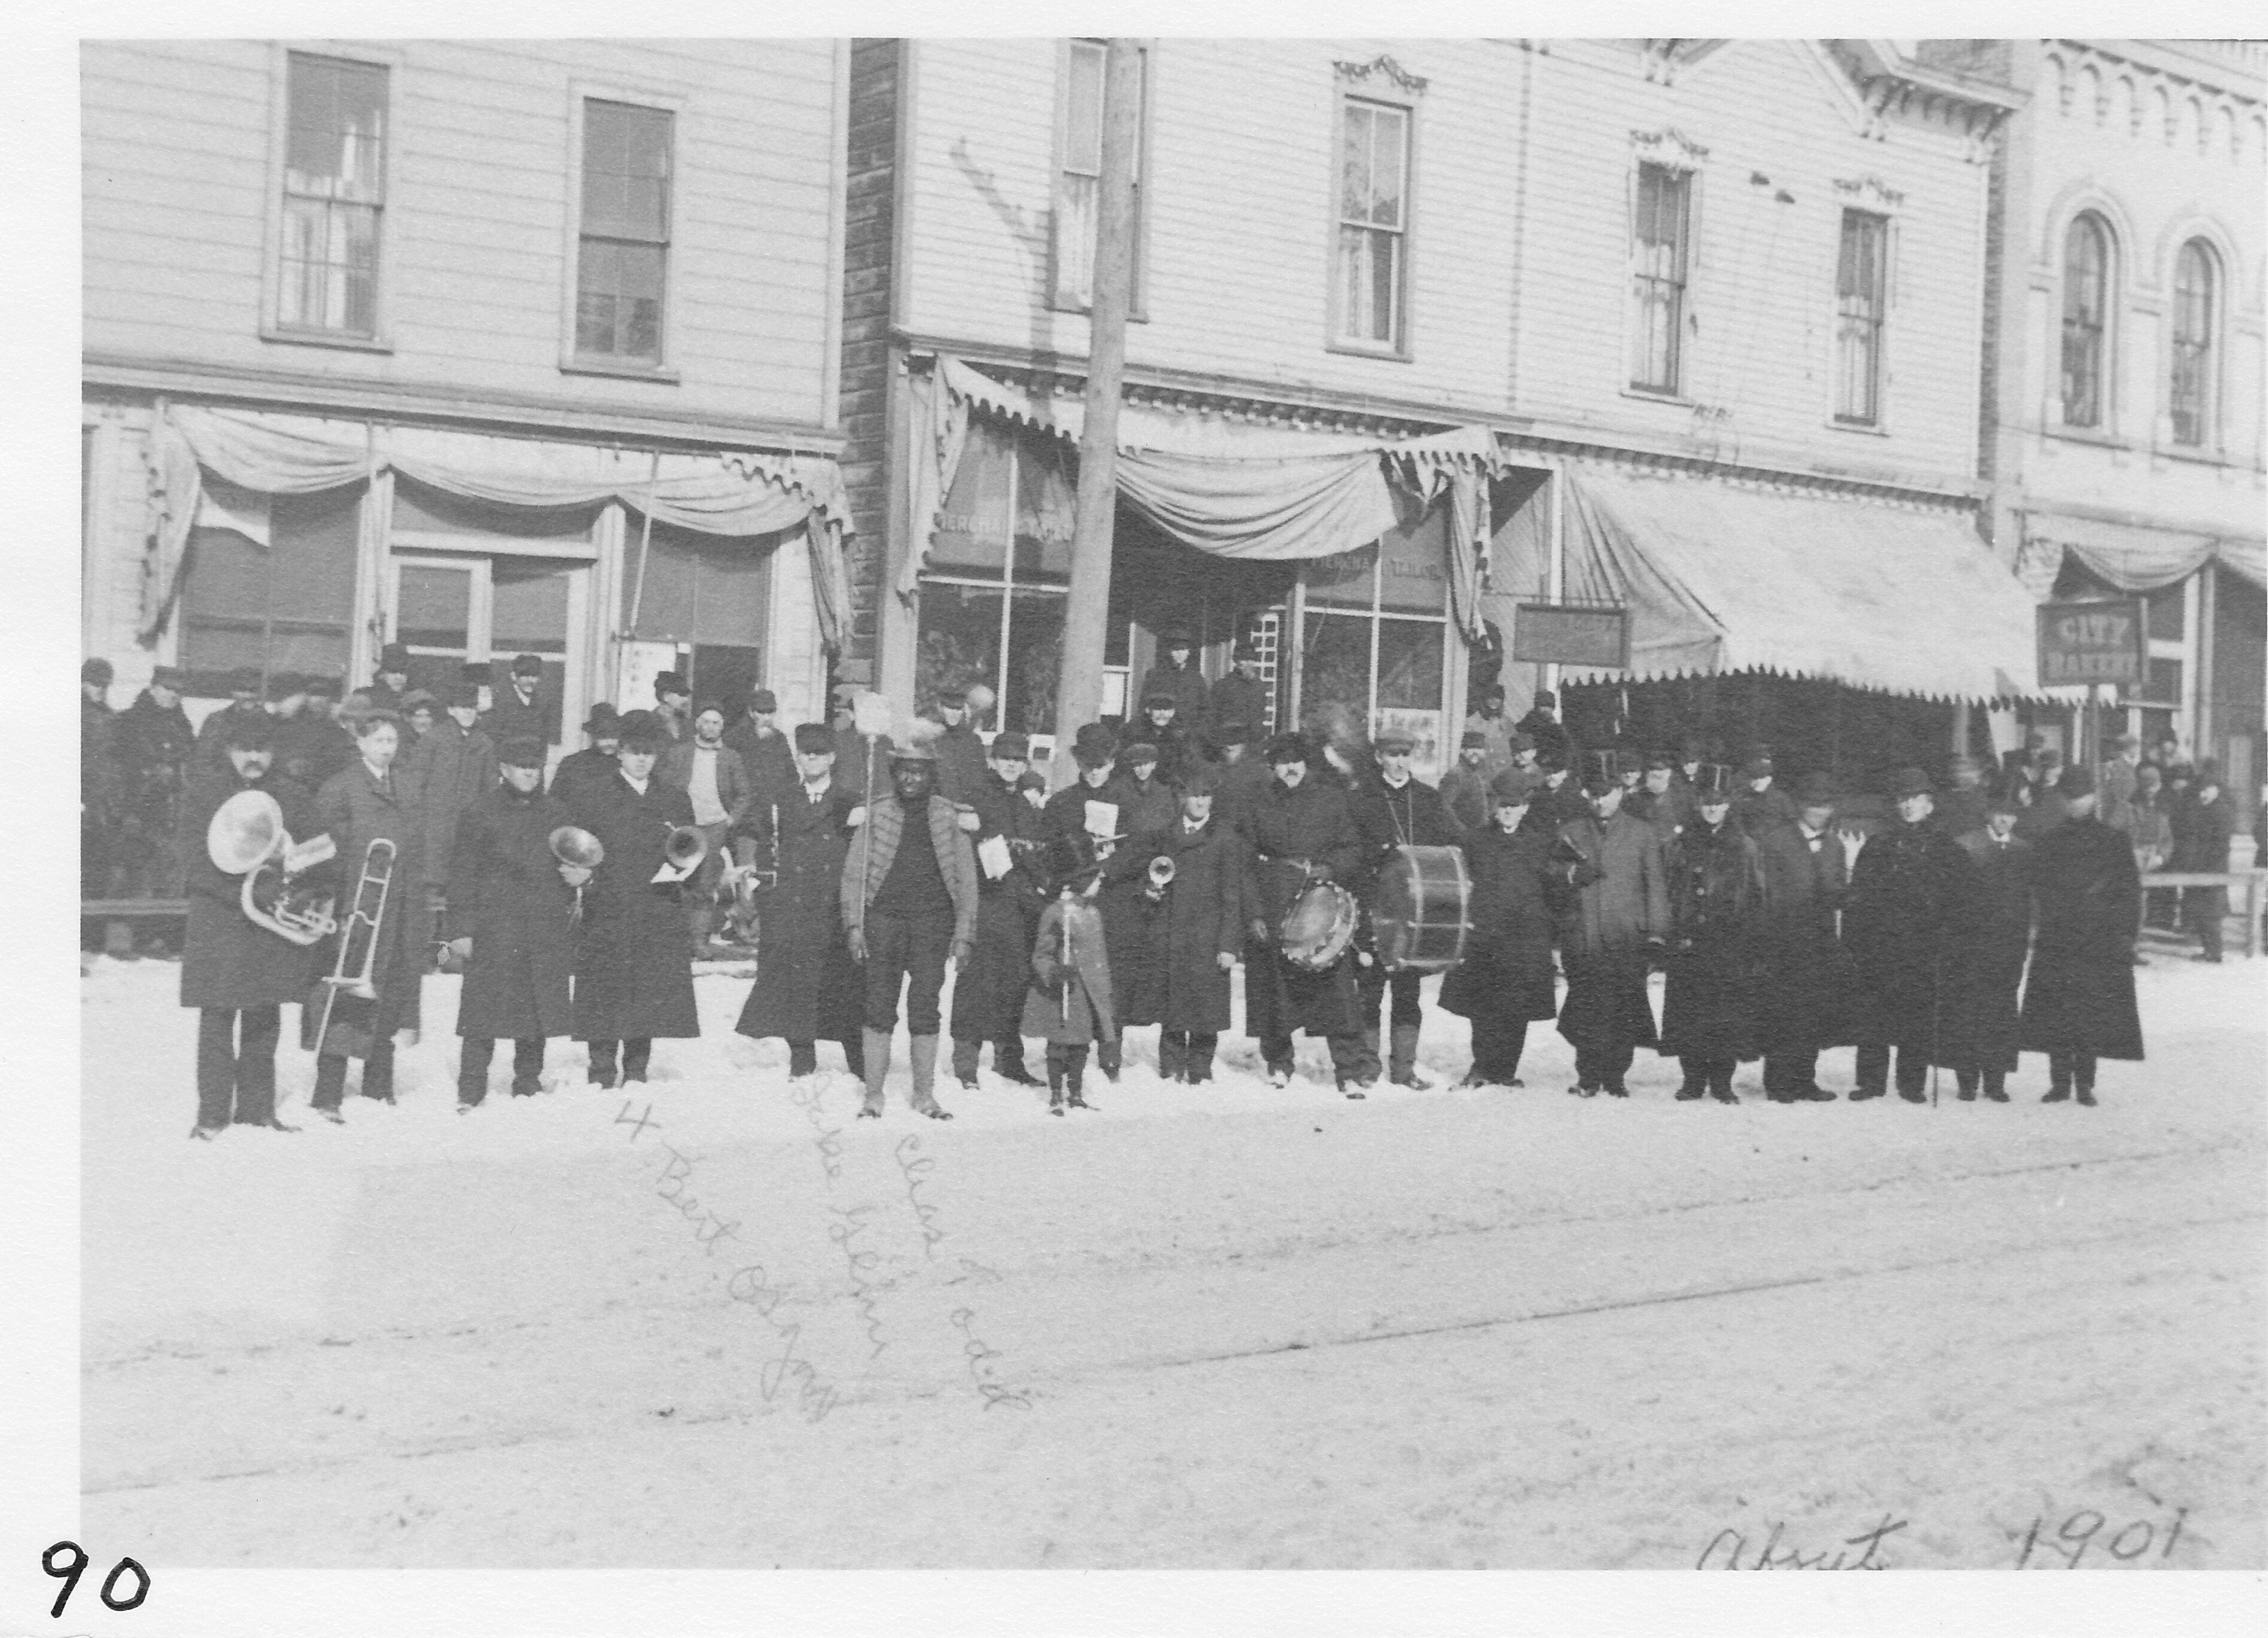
[1828,39,2027,152]
[81,350,845,457]
[2058,39,2265,101]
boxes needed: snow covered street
[80,956,2264,1569]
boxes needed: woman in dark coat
[304,710,428,1119]
[565,710,701,1086]
[734,723,866,1079]
[179,714,318,1136]
[446,737,578,1106]
[1122,763,1249,1083]
[2018,770,2143,1104]
[1945,790,2034,1101]
[1438,771,1561,1089]
[1658,784,1767,1102]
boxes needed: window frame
[2059,212,2116,431]
[259,43,398,353]
[1326,87,1418,361]
[2167,236,2220,451]
[559,84,686,381]
[1627,160,1696,397]
[1047,38,1153,321]
[1831,207,1893,429]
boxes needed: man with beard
[1439,771,1561,1090]
[551,704,624,809]
[841,733,979,1120]
[1659,767,1767,1104]
[1208,638,1270,749]
[1945,784,2033,1102]
[1242,732,1368,1095]
[1753,772,1852,1102]
[948,730,1047,1090]
[2018,768,2143,1104]
[1843,768,1970,1104]
[445,737,578,1108]
[724,687,796,806]
[1122,761,1247,1084]
[179,713,317,1137]
[735,723,867,1081]
[1550,755,1670,1097]
[194,668,273,775]
[1347,723,1465,1089]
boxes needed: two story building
[82,39,856,747]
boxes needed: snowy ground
[80,951,2265,1569]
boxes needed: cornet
[206,788,339,945]
[1142,853,1177,903]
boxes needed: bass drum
[1279,880,1359,973]
[1372,844,1472,973]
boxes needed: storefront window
[620,517,775,709]
[180,485,361,695]
[1295,502,1450,771]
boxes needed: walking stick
[1929,947,1941,1109]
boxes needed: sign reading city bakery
[2036,598,2146,688]
[1511,602,1631,668]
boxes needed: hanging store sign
[1510,602,1630,668]
[2036,598,2145,688]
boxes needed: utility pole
[1048,37,1141,784]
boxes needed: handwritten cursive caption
[1696,1515,1907,1570]
[2013,1504,2186,1568]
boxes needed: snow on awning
[1550,465,2049,704]
[2014,510,2267,597]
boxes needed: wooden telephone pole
[1048,38,1142,782]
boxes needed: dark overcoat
[1552,809,1668,1054]
[446,780,577,1040]
[301,758,428,1056]
[1207,670,1269,742]
[407,716,500,889]
[1241,775,1364,1038]
[1659,819,1767,1061]
[1519,775,1591,839]
[1212,753,1275,840]
[1946,828,2034,1075]
[548,747,621,812]
[565,771,701,1040]
[1022,893,1117,1045]
[2019,816,2144,1060]
[735,779,865,1047]
[1133,660,1209,727]
[1752,819,1856,1053]
[950,770,1047,1043]
[1120,815,1248,1031]
[2169,790,2235,920]
[1438,763,1492,833]
[1045,771,1148,1020]
[179,768,319,1009]
[931,718,990,805]
[1438,824,1559,1024]
[1842,818,1969,1048]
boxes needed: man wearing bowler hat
[551,704,623,810]
[367,643,413,716]
[949,728,1048,1090]
[1659,764,1767,1103]
[1945,781,2033,1102]
[479,653,550,749]
[1753,771,1851,1101]
[1843,767,1969,1102]
[2017,767,2144,1105]
[1550,751,1670,1097]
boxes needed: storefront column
[875,381,921,716]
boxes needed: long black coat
[2019,816,2144,1061]
[1659,819,1767,1061]
[566,772,701,1040]
[2168,790,2235,920]
[1946,829,2034,1075]
[1438,824,1559,1024]
[446,781,577,1040]
[1753,819,1855,1053]
[736,780,865,1046]
[1045,771,1148,1022]
[549,748,621,812]
[950,770,1047,1043]
[931,718,989,805]
[1842,818,1969,1050]
[1121,816,1248,1031]
[1242,775,1365,1038]
[301,759,428,1056]
[178,768,318,1009]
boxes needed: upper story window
[1630,163,1691,393]
[575,100,673,365]
[1052,39,1146,312]
[278,53,386,338]
[2060,213,2113,429]
[1833,209,1889,425]
[1334,96,1410,352]
[2168,237,2218,448]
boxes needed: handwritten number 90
[43,1542,149,1617]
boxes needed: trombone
[311,839,398,1061]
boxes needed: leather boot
[858,1028,891,1119]
[951,1037,982,1091]
[1707,1064,1738,1104]
[1157,1031,1187,1083]
[1676,1062,1706,1100]
[1983,1073,2009,1102]
[1955,1068,1979,1101]
[1046,1048,1065,1115]
[908,1034,952,1119]
[1064,1047,1093,1110]
[1096,1039,1122,1083]
[994,1040,1042,1086]
[688,904,715,959]
[1388,1025,1433,1090]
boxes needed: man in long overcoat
[410,681,500,964]
[565,709,702,1088]
[735,722,867,1080]
[304,710,428,1118]
[1209,721,1274,840]
[1133,626,1210,727]
[1208,640,1270,750]
[111,664,198,904]
[179,712,317,1136]
[1551,767,1670,1096]
[1346,724,1465,1088]
[446,737,579,1107]
[2170,761,2235,962]
[1242,732,1368,1094]
[82,660,124,937]
[1752,772,1851,1102]
[1121,761,1248,1083]
[1438,731,1493,832]
[1659,775,1767,1102]
[1042,723,1144,1077]
[1946,786,2033,1102]
[928,684,989,805]
[1842,768,1970,1102]
[2018,768,2143,1104]
[948,730,1047,1088]
[1439,772,1561,1088]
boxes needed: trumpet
[312,838,398,1061]
[550,825,605,925]
[664,822,709,872]
[206,788,339,945]
[1143,853,1177,903]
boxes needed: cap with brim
[654,672,687,696]
[989,730,1030,761]
[1511,732,1537,755]
[1180,762,1222,796]
[1487,768,1533,805]
[222,714,277,752]
[583,704,619,732]
[1142,691,1177,710]
[1375,726,1419,754]
[379,644,411,669]
[1072,722,1118,768]
[1533,690,1557,708]
[1122,741,1160,766]
[890,738,939,764]
[1645,749,1676,770]
[1891,767,1933,799]
[1262,731,1312,766]
[692,699,728,722]
[1581,772,1618,796]
[1158,626,1194,646]
[1695,764,1737,800]
[616,709,669,748]
[935,685,968,706]
[498,737,547,768]
[793,722,834,754]
[1986,785,2023,813]
[399,688,438,712]
[447,682,482,708]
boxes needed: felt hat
[1072,722,1118,768]
[1743,754,1775,778]
[2058,766,2096,798]
[582,703,619,732]
[1793,771,1838,807]
[793,722,834,754]
[399,688,438,713]
[1122,740,1160,766]
[378,643,411,670]
[1533,689,1558,709]
[747,688,778,713]
[446,680,482,709]
[230,666,264,695]
[1180,761,1223,796]
[1645,748,1676,770]
[653,671,688,698]
[989,731,1030,761]
[1142,688,1178,710]
[1694,763,1738,800]
[1487,768,1534,806]
[1460,730,1487,750]
[1212,720,1252,748]
[1890,766,1934,799]
[616,709,670,749]
[497,736,547,769]
[1262,731,1313,767]
[221,712,277,752]
[1375,724,1419,754]
[305,674,342,700]
[1158,624,1195,646]
[935,682,968,706]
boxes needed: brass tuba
[206,789,339,946]
[1143,853,1176,903]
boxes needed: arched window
[2170,238,2217,447]
[2061,214,2112,428]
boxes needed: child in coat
[1023,836,1117,1114]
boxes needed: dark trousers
[789,1037,866,1078]
[587,1038,653,1083]
[460,1037,544,1104]
[1574,1038,1636,1086]
[1158,1029,1220,1081]
[1259,1031,1365,1083]
[1469,1015,1529,1084]
[1762,1048,1821,1096]
[196,1005,280,1128]
[1678,1055,1736,1094]
[2049,1050,2098,1091]
[862,911,952,1036]
[1046,1041,1090,1090]
[1855,1042,1928,1097]
[1354,964,1425,1074]
[951,1032,1029,1077]
[2185,891,2226,958]
[312,1034,395,1111]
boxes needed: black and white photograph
[16,4,2268,1631]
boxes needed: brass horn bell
[548,825,606,869]
[664,824,710,872]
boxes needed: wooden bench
[2139,871,2266,960]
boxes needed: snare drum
[1371,844,1472,973]
[1279,879,1360,972]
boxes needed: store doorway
[386,552,588,749]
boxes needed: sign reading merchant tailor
[1511,602,1631,669]
[2036,598,2146,689]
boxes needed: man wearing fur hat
[1843,767,1970,1103]
[949,730,1048,1089]
[1243,731,1369,1094]
[735,722,867,1081]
